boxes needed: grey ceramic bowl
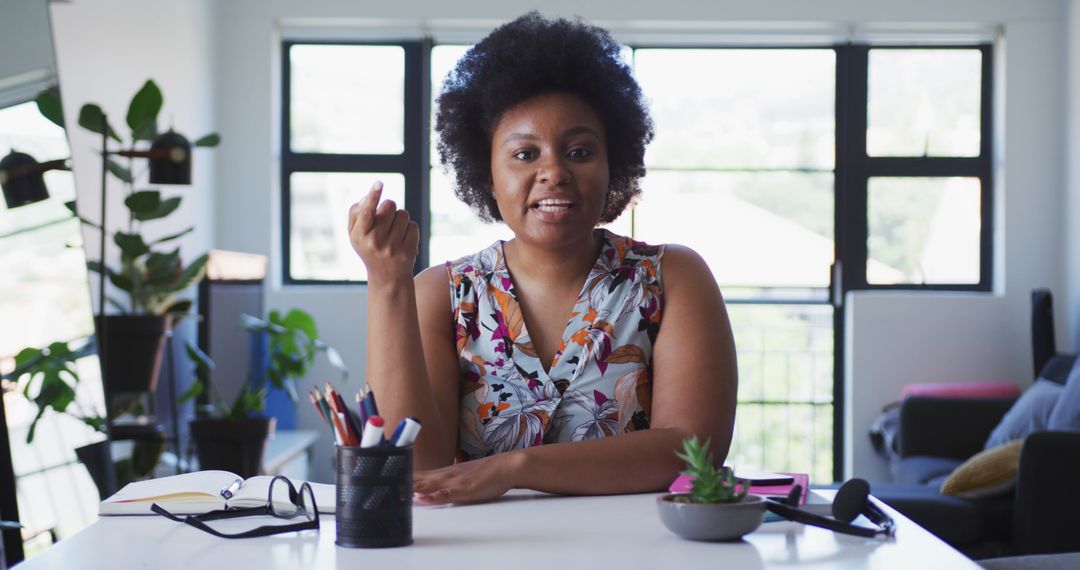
[656,493,767,541]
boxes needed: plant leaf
[177,379,203,404]
[163,299,193,315]
[107,158,133,183]
[193,133,220,147]
[324,346,348,379]
[282,309,317,342]
[78,104,121,143]
[114,232,150,260]
[123,190,161,214]
[134,196,180,221]
[151,227,193,245]
[126,80,162,140]
[171,253,208,292]
[35,87,64,129]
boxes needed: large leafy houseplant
[74,79,219,317]
[183,308,348,419]
[184,308,346,477]
[5,339,161,491]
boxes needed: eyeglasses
[152,476,320,539]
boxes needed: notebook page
[104,470,240,504]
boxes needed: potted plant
[183,308,346,477]
[656,436,766,541]
[67,80,219,409]
[4,339,164,497]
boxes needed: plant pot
[96,315,171,395]
[656,493,766,541]
[189,417,275,478]
[74,440,117,499]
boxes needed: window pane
[634,170,834,288]
[634,49,835,170]
[430,44,471,166]
[290,45,404,154]
[868,49,981,157]
[727,304,833,484]
[428,168,511,265]
[867,177,981,284]
[289,172,405,281]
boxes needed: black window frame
[837,44,994,293]
[281,40,431,285]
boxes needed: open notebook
[100,470,336,515]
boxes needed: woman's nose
[537,154,571,185]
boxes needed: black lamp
[0,150,66,209]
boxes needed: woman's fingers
[347,181,384,235]
[403,220,420,252]
[388,209,411,242]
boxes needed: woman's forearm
[508,428,698,495]
[366,278,451,468]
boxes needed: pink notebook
[668,472,810,506]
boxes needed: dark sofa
[870,290,1080,558]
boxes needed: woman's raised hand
[347,180,420,284]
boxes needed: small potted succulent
[657,436,766,541]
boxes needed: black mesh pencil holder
[335,445,413,548]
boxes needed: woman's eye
[512,150,534,160]
[568,147,592,160]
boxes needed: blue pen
[387,419,407,448]
[364,391,379,418]
[393,417,422,447]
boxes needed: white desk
[19,491,978,569]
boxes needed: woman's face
[489,92,609,250]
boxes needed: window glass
[634,170,834,288]
[867,49,981,157]
[726,303,833,484]
[289,172,405,281]
[634,49,835,170]
[867,177,981,284]
[290,45,405,154]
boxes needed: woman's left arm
[414,245,738,503]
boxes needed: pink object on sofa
[901,382,1020,400]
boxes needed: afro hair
[434,11,654,224]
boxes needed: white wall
[49,0,218,450]
[1067,1,1080,352]
[50,0,217,307]
[49,0,1072,484]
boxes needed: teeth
[534,199,573,210]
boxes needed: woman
[347,12,737,505]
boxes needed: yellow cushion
[941,439,1023,498]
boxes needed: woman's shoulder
[443,239,505,277]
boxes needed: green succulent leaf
[127,80,163,141]
[35,87,64,129]
[676,436,749,504]
[193,133,220,147]
[78,104,121,143]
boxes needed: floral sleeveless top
[445,229,665,461]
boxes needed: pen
[220,478,242,500]
[360,416,385,448]
[392,417,422,447]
